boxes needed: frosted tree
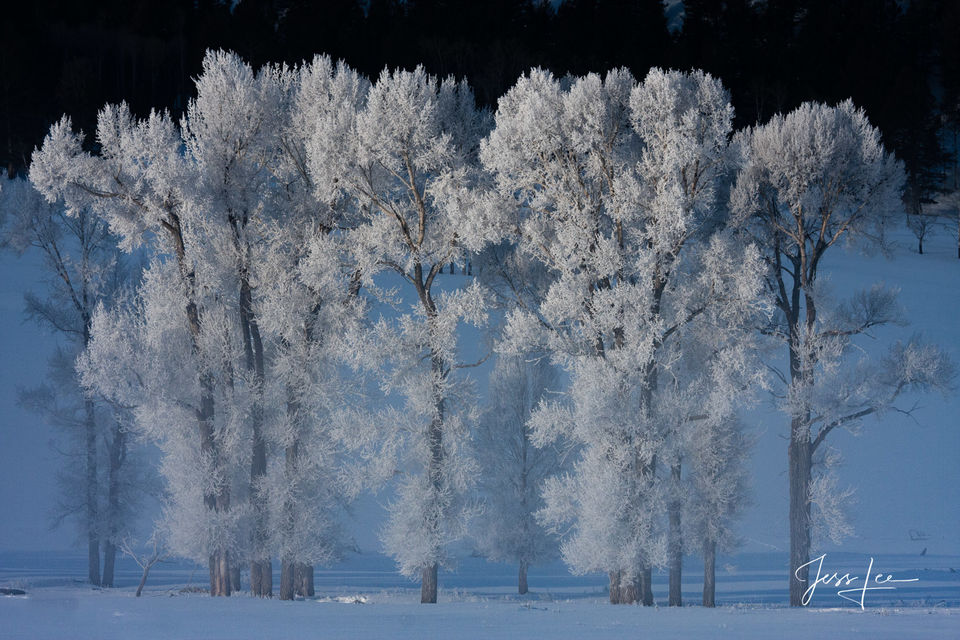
[301,63,492,603]
[29,50,293,596]
[79,257,252,597]
[482,67,767,605]
[684,417,750,607]
[622,68,763,608]
[255,54,374,601]
[481,66,652,605]
[178,50,292,597]
[905,206,939,255]
[474,354,563,594]
[933,188,960,259]
[0,174,143,587]
[28,102,241,594]
[33,49,431,600]
[730,100,954,606]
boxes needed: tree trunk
[919,236,923,255]
[421,563,438,604]
[102,542,117,589]
[87,527,99,587]
[608,571,620,604]
[135,564,150,597]
[668,462,683,606]
[280,558,296,600]
[203,386,231,598]
[280,559,313,601]
[641,566,653,606]
[279,392,304,602]
[518,561,528,595]
[250,560,272,598]
[703,538,716,607]
[782,266,814,608]
[169,218,230,597]
[636,347,661,609]
[296,563,314,597]
[101,420,126,588]
[413,266,447,605]
[635,453,655,607]
[421,356,444,603]
[620,575,639,604]
[84,399,100,587]
[788,422,812,607]
[609,570,640,604]
[199,376,231,597]
[246,415,270,596]
[230,563,241,593]
[209,548,231,597]
[240,274,271,598]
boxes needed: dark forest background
[2,0,959,208]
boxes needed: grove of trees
[1,45,952,608]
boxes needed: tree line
[4,1,960,205]
[0,49,951,607]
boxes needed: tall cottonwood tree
[258,54,374,600]
[0,175,138,587]
[474,354,563,595]
[300,64,492,603]
[29,104,239,594]
[684,416,750,607]
[29,51,292,596]
[81,256,252,591]
[255,220,367,600]
[481,69,656,604]
[730,100,953,606]
[482,67,767,605]
[180,50,289,597]
[623,68,763,608]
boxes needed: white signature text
[796,554,919,609]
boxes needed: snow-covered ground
[3,590,956,640]
[2,550,958,639]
